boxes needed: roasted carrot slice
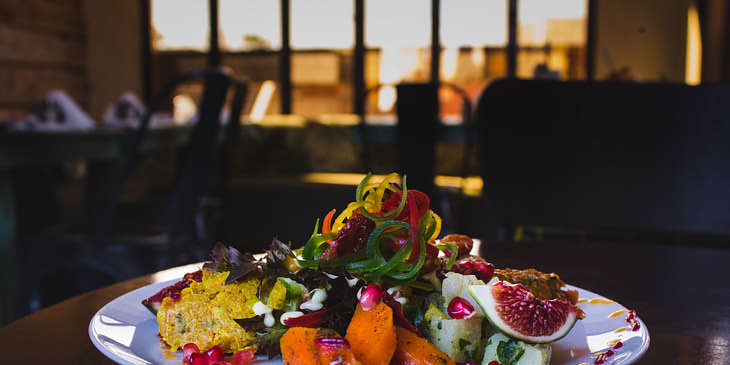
[280,327,320,365]
[345,302,397,365]
[391,327,456,365]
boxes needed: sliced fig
[467,278,579,344]
[141,270,203,314]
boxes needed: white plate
[90,267,649,365]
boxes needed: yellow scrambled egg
[157,269,259,352]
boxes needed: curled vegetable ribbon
[322,209,336,234]
[357,173,408,224]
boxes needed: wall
[701,0,728,82]
[84,0,143,119]
[595,0,690,82]
[0,0,88,122]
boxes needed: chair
[97,68,247,249]
[17,68,247,313]
[475,79,730,242]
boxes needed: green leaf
[497,339,526,365]
[458,338,472,351]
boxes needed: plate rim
[89,278,650,365]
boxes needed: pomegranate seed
[625,310,641,331]
[359,284,384,311]
[229,348,256,365]
[447,297,475,319]
[613,341,624,349]
[206,346,225,361]
[473,262,495,281]
[183,343,200,364]
[213,362,232,365]
[488,361,501,365]
[315,337,349,346]
[191,352,212,365]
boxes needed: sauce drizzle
[614,326,628,333]
[608,309,628,318]
[587,298,616,304]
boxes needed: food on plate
[143,172,585,365]
[469,277,579,344]
[494,268,579,304]
[392,326,455,365]
[345,301,397,365]
[157,269,259,352]
[142,270,202,314]
[481,332,552,365]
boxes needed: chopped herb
[437,321,442,330]
[496,339,525,365]
[458,338,472,351]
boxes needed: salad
[142,173,584,365]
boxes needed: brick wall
[0,0,88,122]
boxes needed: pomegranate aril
[613,341,624,349]
[183,343,200,364]
[488,361,501,365]
[359,284,384,311]
[191,352,212,365]
[447,296,475,319]
[474,262,495,281]
[229,348,256,365]
[315,337,349,347]
[206,346,225,361]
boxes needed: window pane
[365,0,431,118]
[440,1,508,119]
[219,0,281,51]
[441,0,507,48]
[290,0,354,117]
[291,0,353,50]
[151,0,209,51]
[517,0,587,79]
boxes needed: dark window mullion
[208,0,221,67]
[354,0,365,116]
[354,0,369,171]
[507,0,518,78]
[280,0,292,114]
[140,0,152,103]
[586,0,597,80]
[430,0,440,86]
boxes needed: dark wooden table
[0,241,728,365]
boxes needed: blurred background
[1,0,728,325]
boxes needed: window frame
[142,0,596,113]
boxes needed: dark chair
[17,68,247,313]
[475,79,730,242]
[97,68,247,250]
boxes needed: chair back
[476,79,730,239]
[97,68,247,242]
